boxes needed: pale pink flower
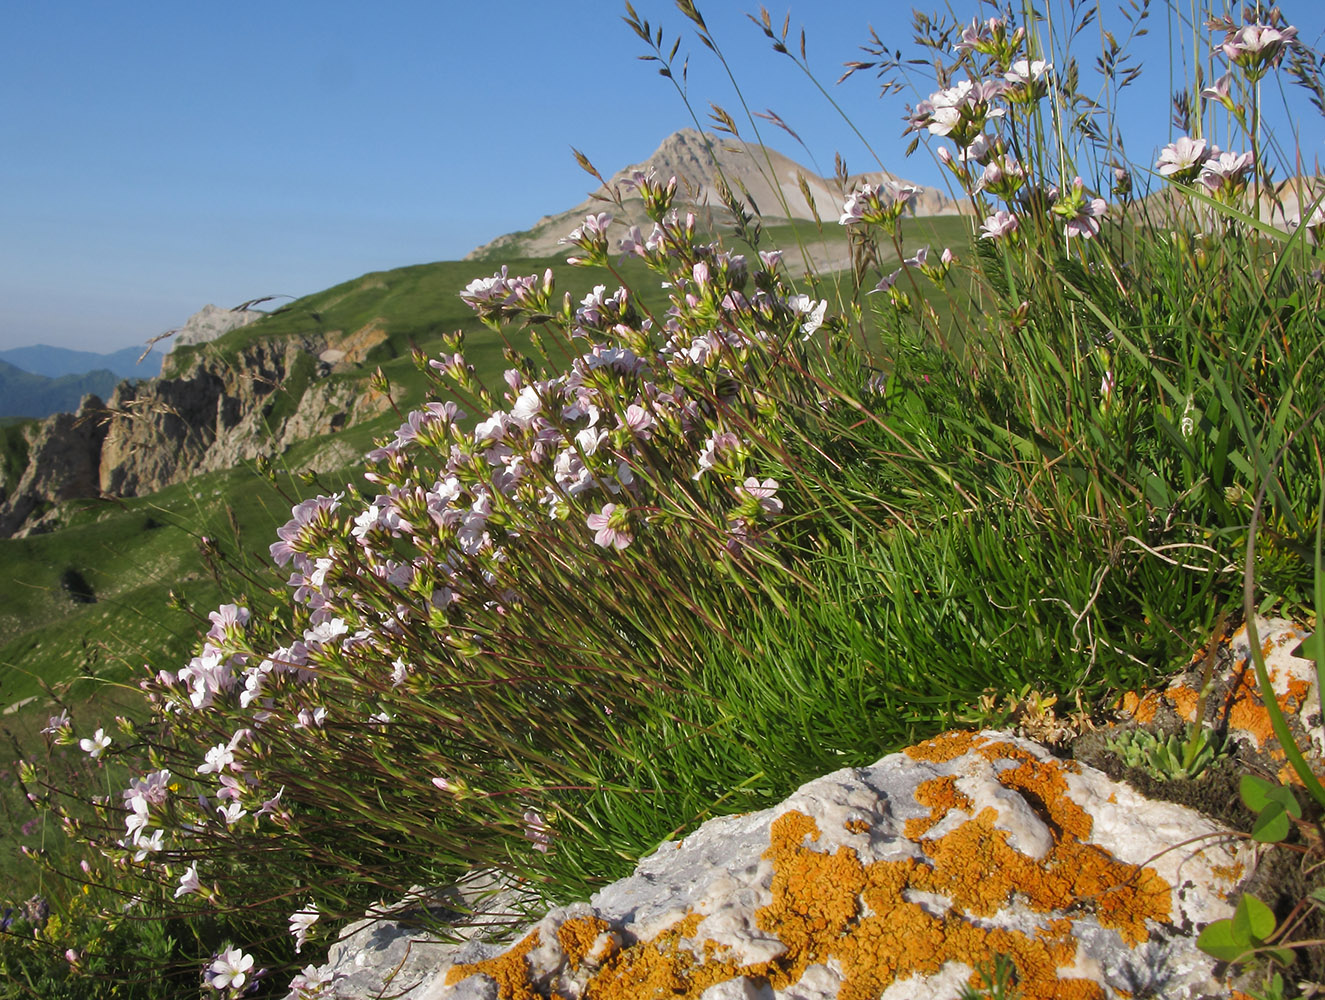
[586,504,632,550]
[1156,137,1210,182]
[41,711,70,736]
[622,404,655,438]
[869,268,904,293]
[1201,72,1235,110]
[903,246,929,269]
[206,604,250,642]
[1198,149,1255,194]
[1220,23,1297,79]
[523,809,551,852]
[738,477,783,515]
[979,210,1019,240]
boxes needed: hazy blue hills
[0,360,123,418]
[0,343,160,380]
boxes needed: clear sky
[3,1,1323,354]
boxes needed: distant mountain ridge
[468,128,966,260]
[0,305,265,420]
[0,344,158,381]
[0,360,123,420]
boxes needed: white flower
[197,742,235,775]
[289,964,336,998]
[176,863,201,898]
[1005,59,1051,84]
[218,801,248,826]
[132,828,164,862]
[289,905,320,953]
[79,728,111,759]
[508,386,542,427]
[787,295,828,340]
[207,945,254,992]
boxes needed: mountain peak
[169,303,264,351]
[467,129,964,260]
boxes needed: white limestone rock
[169,303,263,350]
[292,731,1251,1000]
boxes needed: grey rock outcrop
[98,333,383,497]
[290,730,1250,1000]
[167,303,264,351]
[0,326,390,537]
[0,394,109,536]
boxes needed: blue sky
[3,1,1323,354]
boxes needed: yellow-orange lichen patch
[1164,683,1201,724]
[757,810,867,980]
[581,912,743,1000]
[978,741,1093,841]
[1224,661,1312,753]
[905,775,974,840]
[1118,690,1160,724]
[905,729,980,763]
[445,927,543,1000]
[843,817,871,835]
[762,811,1114,1000]
[558,915,615,970]
[445,753,1176,1000]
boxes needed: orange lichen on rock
[580,912,741,1000]
[905,774,973,839]
[761,810,1117,1000]
[1164,682,1201,724]
[978,741,1093,841]
[757,809,866,976]
[1118,690,1160,724]
[843,817,871,835]
[1223,662,1312,752]
[557,915,615,970]
[445,927,543,999]
[444,737,1178,1000]
[905,729,980,763]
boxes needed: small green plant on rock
[958,955,1021,999]
[1106,724,1231,781]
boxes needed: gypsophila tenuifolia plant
[18,1,1325,995]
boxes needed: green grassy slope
[0,212,978,712]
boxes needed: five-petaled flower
[1156,137,1211,184]
[586,504,633,550]
[207,945,254,992]
[79,728,111,759]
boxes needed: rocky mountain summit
[168,302,265,350]
[467,128,966,261]
[0,313,389,538]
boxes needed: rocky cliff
[0,327,390,538]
